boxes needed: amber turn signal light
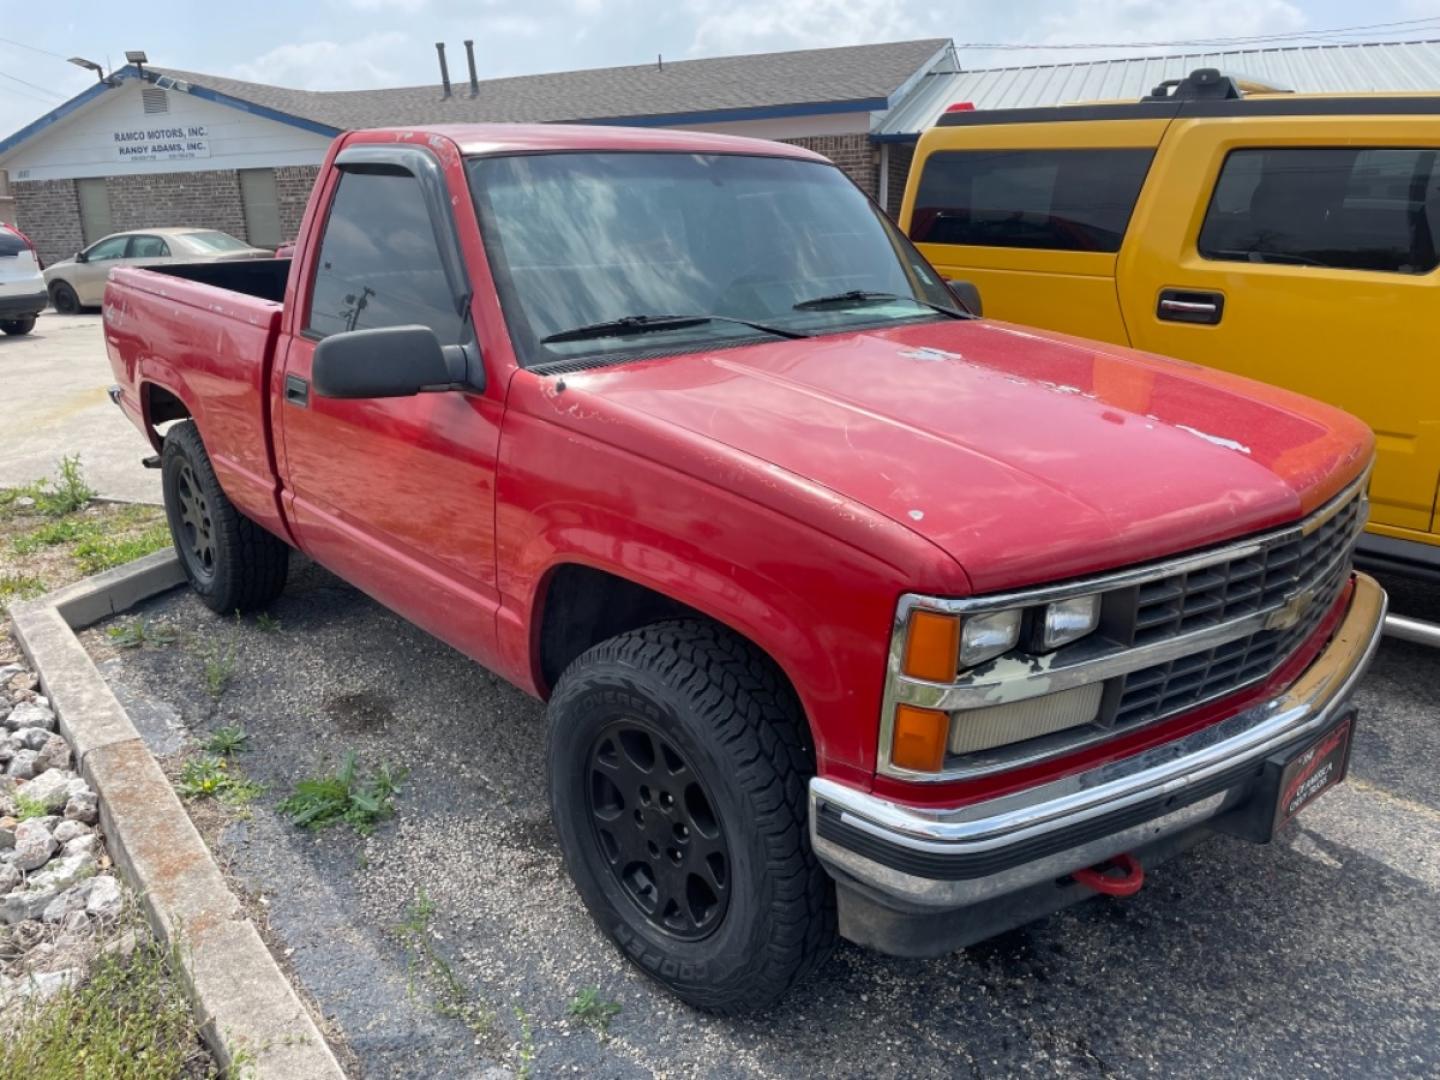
[902,610,960,682]
[890,705,950,772]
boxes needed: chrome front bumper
[810,573,1388,914]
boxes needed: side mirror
[75,251,88,263]
[946,279,982,317]
[312,325,459,399]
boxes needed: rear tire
[0,317,35,336]
[548,619,836,1013]
[48,281,79,314]
[161,421,288,612]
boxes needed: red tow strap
[1073,853,1145,897]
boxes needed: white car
[0,223,46,336]
[44,228,272,313]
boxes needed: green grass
[278,752,405,835]
[203,725,250,757]
[175,756,263,807]
[567,986,621,1035]
[14,792,50,821]
[0,927,217,1079]
[1,571,46,609]
[255,612,281,633]
[11,517,93,554]
[73,522,171,574]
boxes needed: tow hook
[1072,853,1145,897]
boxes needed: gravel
[84,560,1440,1079]
[0,638,132,1018]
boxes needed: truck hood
[563,318,1372,593]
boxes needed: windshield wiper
[541,313,809,345]
[792,290,969,319]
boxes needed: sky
[5,0,1440,136]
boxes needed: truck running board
[141,455,161,469]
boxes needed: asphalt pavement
[81,562,1440,1079]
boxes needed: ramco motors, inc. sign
[112,124,210,162]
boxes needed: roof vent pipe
[435,42,452,99]
[464,39,479,98]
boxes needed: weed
[72,522,171,574]
[395,889,496,1041]
[204,725,250,757]
[567,986,622,1035]
[278,752,405,835]
[14,792,49,821]
[0,572,46,609]
[515,1005,537,1079]
[40,454,96,516]
[201,639,238,701]
[176,756,264,806]
[255,612,282,633]
[106,617,177,650]
[0,922,218,1078]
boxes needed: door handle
[1157,289,1224,325]
[284,374,310,408]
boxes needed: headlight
[959,609,1023,667]
[1037,594,1100,651]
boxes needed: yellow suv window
[911,148,1155,253]
[1198,147,1440,275]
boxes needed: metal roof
[877,38,1440,139]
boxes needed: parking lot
[81,560,1440,1078]
[11,312,1440,1078]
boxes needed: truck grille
[1103,487,1363,729]
[1111,554,1350,727]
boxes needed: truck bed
[105,263,292,541]
[145,258,291,303]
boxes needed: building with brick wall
[0,40,955,269]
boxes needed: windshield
[181,230,251,253]
[466,152,960,367]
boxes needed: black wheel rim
[174,462,216,582]
[585,720,730,941]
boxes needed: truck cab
[902,71,1440,581]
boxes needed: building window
[1198,147,1440,275]
[76,178,113,245]
[239,168,282,250]
[909,148,1155,252]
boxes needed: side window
[1198,147,1440,274]
[85,236,130,262]
[306,169,464,340]
[910,148,1155,252]
[128,235,170,258]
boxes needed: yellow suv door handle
[1157,289,1225,325]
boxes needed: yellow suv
[901,69,1440,578]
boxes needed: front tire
[0,316,35,336]
[48,281,80,314]
[548,620,836,1013]
[161,421,288,612]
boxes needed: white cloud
[1029,0,1307,59]
[232,32,412,90]
[686,0,934,56]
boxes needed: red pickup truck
[104,123,1386,1012]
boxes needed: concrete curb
[10,551,345,1079]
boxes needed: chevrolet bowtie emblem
[1267,587,1318,631]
